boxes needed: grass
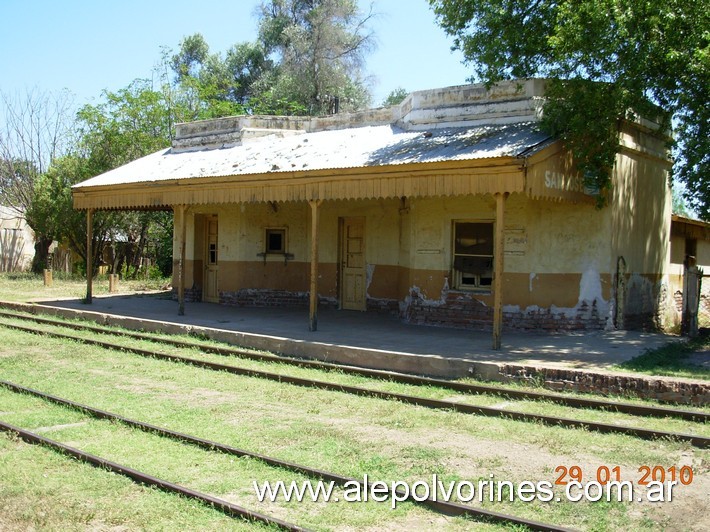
[0,325,707,530]
[1,311,707,437]
[616,331,710,380]
[0,271,170,303]
[0,429,264,531]
[0,273,707,529]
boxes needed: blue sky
[0,0,473,107]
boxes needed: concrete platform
[28,291,671,364]
[6,291,706,403]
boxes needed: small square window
[265,228,286,253]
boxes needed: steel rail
[0,420,307,531]
[0,379,572,532]
[2,321,708,448]
[0,309,706,422]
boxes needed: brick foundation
[366,297,401,315]
[404,290,608,331]
[171,287,202,303]
[495,364,709,405]
[405,290,492,329]
[216,288,399,312]
[218,289,336,308]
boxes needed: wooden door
[204,215,219,303]
[340,217,366,310]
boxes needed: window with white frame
[452,222,494,290]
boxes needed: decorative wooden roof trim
[73,158,526,210]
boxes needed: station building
[72,79,676,345]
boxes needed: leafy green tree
[169,34,271,119]
[672,187,690,218]
[225,41,276,107]
[381,87,408,107]
[76,79,187,170]
[429,0,709,216]
[257,0,375,115]
[38,81,179,278]
[27,155,116,277]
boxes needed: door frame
[338,216,366,311]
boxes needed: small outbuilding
[72,79,674,347]
[669,215,710,331]
[0,206,36,272]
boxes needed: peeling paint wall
[175,199,403,308]
[610,139,672,329]
[171,122,672,332]
[173,184,668,331]
[402,193,615,329]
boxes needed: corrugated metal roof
[74,122,551,189]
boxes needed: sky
[0,0,473,108]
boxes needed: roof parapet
[172,79,547,151]
[173,116,311,152]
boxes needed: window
[207,219,218,265]
[265,228,286,254]
[452,222,494,290]
[685,238,697,259]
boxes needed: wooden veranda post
[309,200,322,331]
[85,209,94,303]
[492,193,508,350]
[175,205,187,316]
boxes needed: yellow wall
[610,143,672,327]
[171,129,673,331]
[175,199,403,301]
[398,194,614,319]
[175,193,619,317]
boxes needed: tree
[429,0,709,217]
[170,34,250,119]
[257,0,376,115]
[672,186,690,218]
[0,88,75,271]
[381,87,408,107]
[37,81,178,278]
[27,155,115,278]
[75,80,175,171]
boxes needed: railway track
[0,419,307,531]
[0,379,571,532]
[0,308,706,422]
[0,313,708,448]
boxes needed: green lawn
[616,333,710,380]
[0,271,169,303]
[0,322,707,531]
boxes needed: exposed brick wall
[405,290,492,330]
[221,289,304,307]
[503,301,607,330]
[497,364,709,405]
[366,297,400,315]
[172,287,202,302]
[404,290,608,331]
[219,289,337,308]
[672,282,710,328]
[214,288,399,313]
